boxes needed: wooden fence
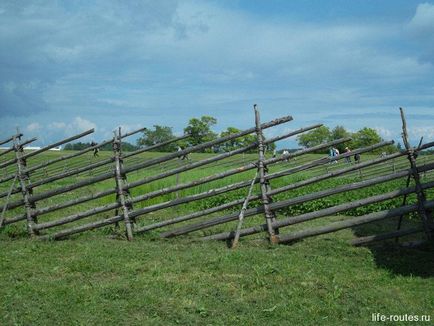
[0,107,433,248]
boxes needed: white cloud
[406,2,434,65]
[49,116,97,136]
[409,126,434,140]
[374,126,394,139]
[408,3,434,32]
[71,116,96,132]
[49,121,67,129]
[1,1,434,147]
[26,122,41,132]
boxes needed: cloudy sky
[1,0,433,148]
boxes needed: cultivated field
[1,150,433,324]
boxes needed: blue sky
[0,0,433,148]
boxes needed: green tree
[219,127,242,152]
[137,125,177,152]
[296,126,331,153]
[266,141,276,153]
[184,116,218,152]
[330,125,351,152]
[219,127,257,153]
[350,127,382,151]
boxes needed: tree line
[64,116,400,154]
[296,125,399,154]
[137,116,270,153]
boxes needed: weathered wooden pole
[0,128,94,170]
[395,174,412,242]
[0,120,305,214]
[3,139,430,229]
[12,132,38,236]
[204,179,434,241]
[162,163,434,238]
[278,200,434,244]
[25,126,148,175]
[0,174,17,227]
[254,105,278,243]
[0,132,23,146]
[135,198,247,233]
[0,114,294,210]
[232,170,258,248]
[113,127,134,240]
[400,107,434,240]
[351,227,424,246]
[0,137,37,159]
[135,141,396,234]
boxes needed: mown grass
[0,149,433,325]
[1,231,433,325]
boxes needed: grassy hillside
[0,149,433,324]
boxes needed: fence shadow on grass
[352,217,434,278]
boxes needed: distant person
[272,149,277,158]
[90,141,99,157]
[282,150,289,162]
[177,145,190,161]
[331,147,339,163]
[354,153,361,164]
[344,147,352,163]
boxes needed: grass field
[0,149,433,325]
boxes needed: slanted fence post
[254,105,279,243]
[400,108,434,241]
[232,170,258,248]
[113,127,134,240]
[13,131,38,236]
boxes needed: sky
[0,0,433,149]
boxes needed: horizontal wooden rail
[203,180,434,241]
[0,137,37,158]
[160,162,434,238]
[350,227,424,246]
[0,134,190,201]
[0,115,293,212]
[24,126,148,175]
[135,141,394,234]
[0,130,187,194]
[0,129,95,170]
[24,131,345,229]
[40,170,434,241]
[0,133,22,146]
[277,200,434,244]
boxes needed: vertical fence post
[113,127,134,240]
[400,108,433,241]
[13,131,38,236]
[254,105,279,243]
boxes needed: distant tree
[350,127,382,151]
[64,141,138,152]
[64,142,92,151]
[184,116,218,152]
[120,142,139,152]
[137,125,177,152]
[350,127,400,154]
[64,143,73,150]
[330,126,351,152]
[219,127,242,152]
[265,139,276,153]
[296,126,331,153]
[219,127,256,153]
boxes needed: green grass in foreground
[0,230,433,325]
